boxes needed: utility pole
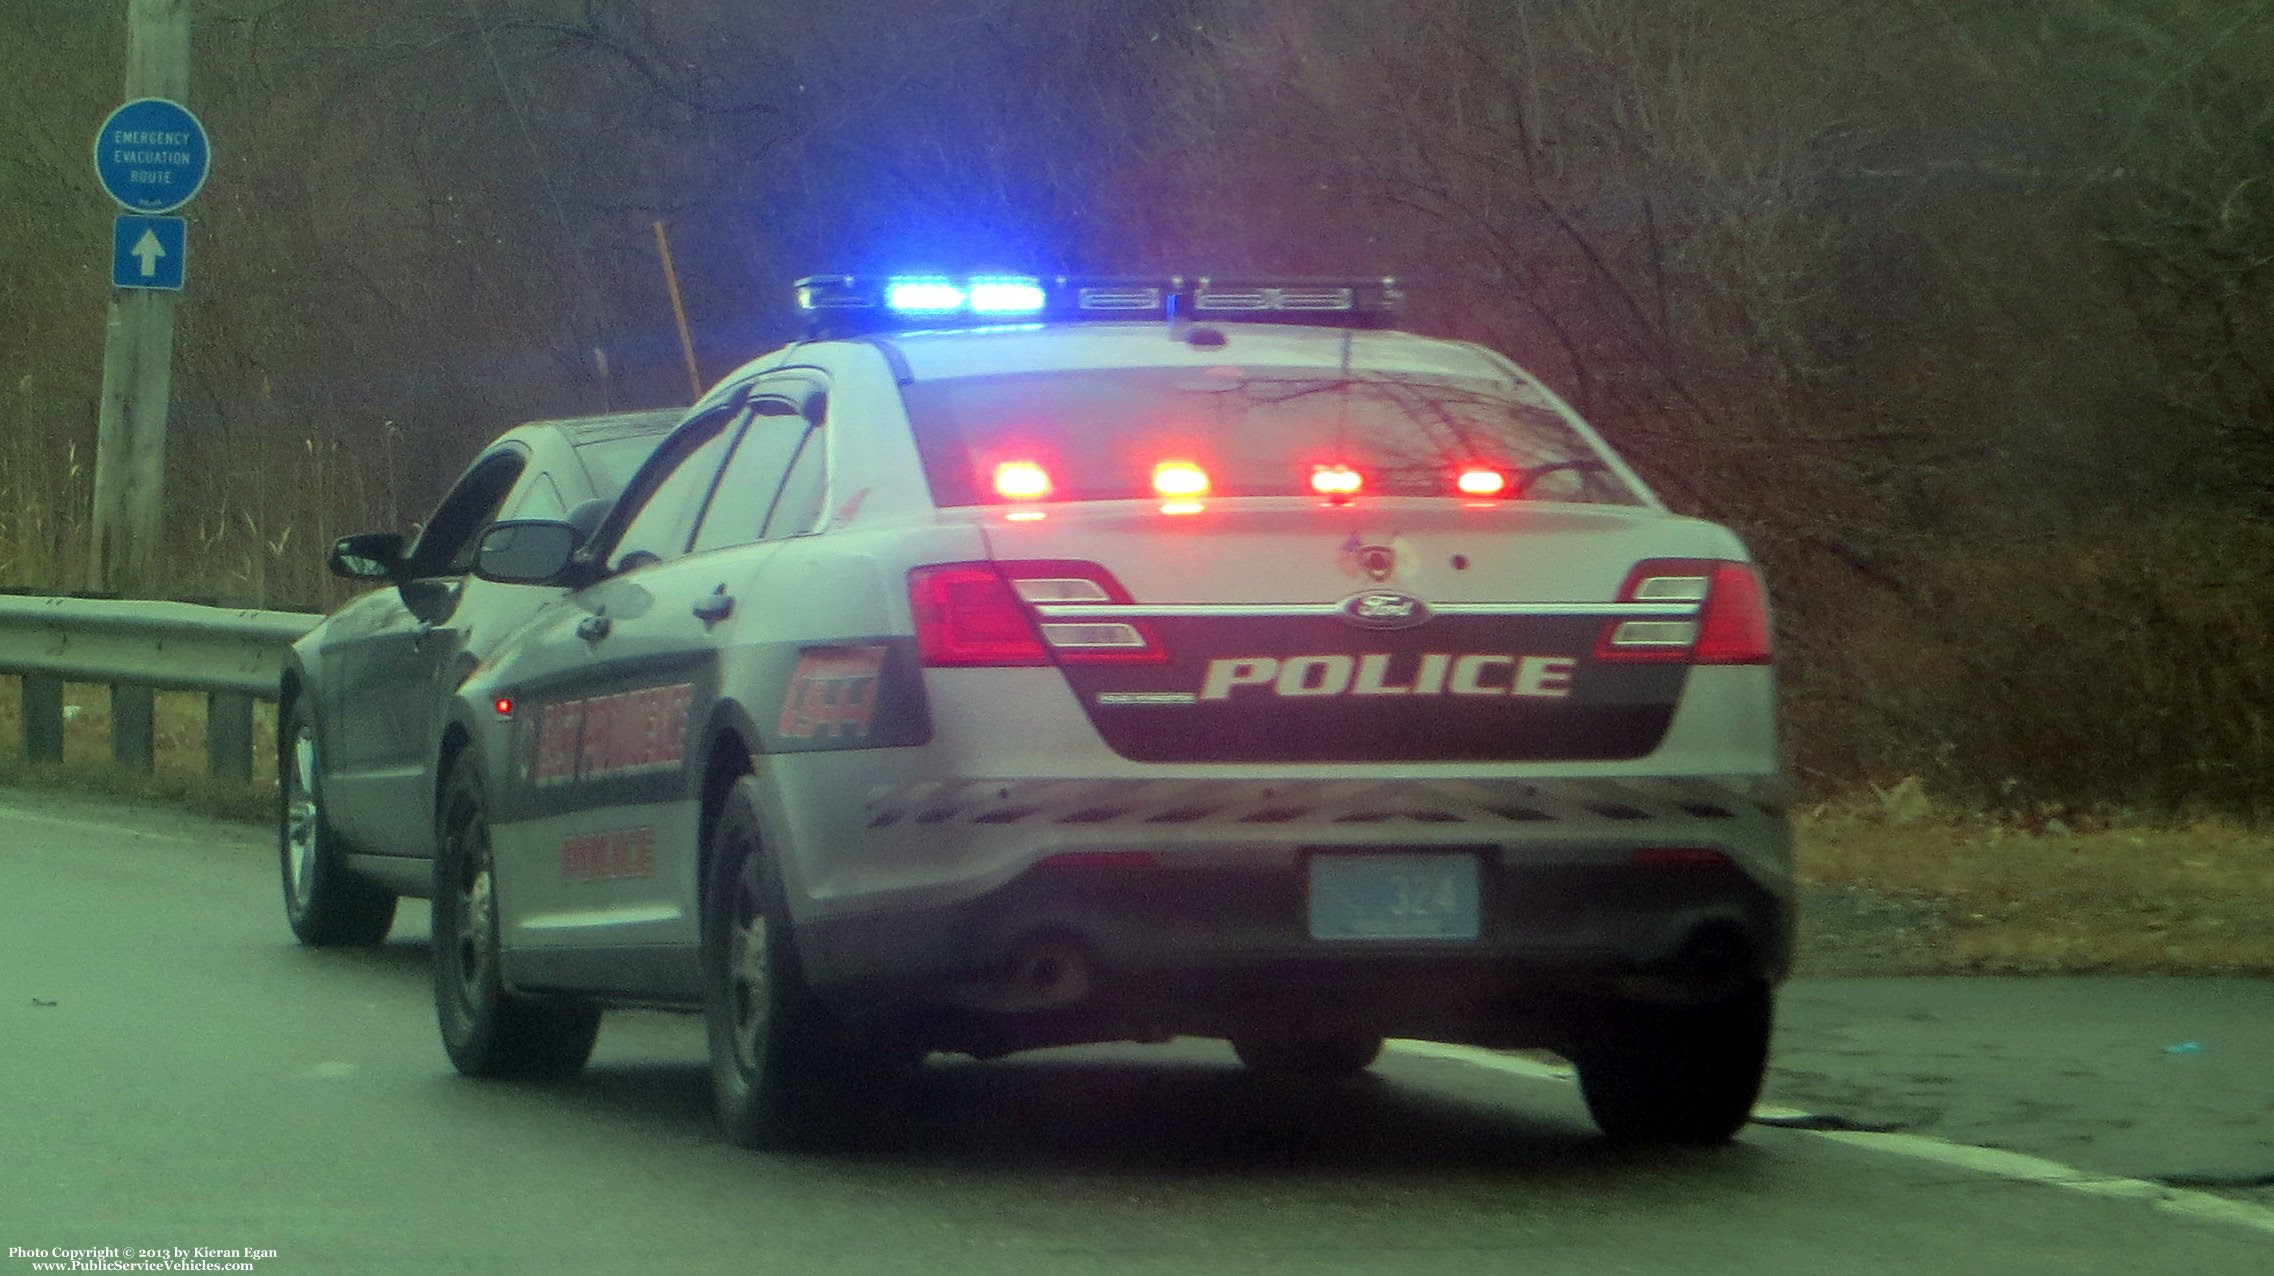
[88,0,192,596]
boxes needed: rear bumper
[794,789,1792,1053]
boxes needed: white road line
[1387,1039,2274,1239]
[1390,1038,1573,1082]
[0,805,235,848]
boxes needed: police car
[279,410,677,946]
[434,275,1792,1149]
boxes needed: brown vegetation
[3,0,2270,819]
[1798,787,2274,975]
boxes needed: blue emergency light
[794,273,1404,337]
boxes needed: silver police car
[279,410,676,946]
[436,275,1791,1149]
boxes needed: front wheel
[432,756,599,1080]
[278,699,395,947]
[1575,985,1773,1145]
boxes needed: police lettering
[1198,653,1576,701]
[529,684,692,785]
[561,826,657,881]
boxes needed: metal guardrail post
[22,674,64,764]
[206,690,255,782]
[111,684,156,771]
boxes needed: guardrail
[0,595,319,781]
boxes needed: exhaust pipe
[1617,924,1755,1004]
[1002,937,1091,1011]
[940,936,1093,1013]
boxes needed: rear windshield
[901,367,1642,506]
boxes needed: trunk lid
[970,499,1743,764]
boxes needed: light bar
[885,278,968,313]
[969,276,1048,314]
[793,274,1404,337]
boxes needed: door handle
[575,614,612,642]
[692,590,735,624]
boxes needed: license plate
[1307,852,1482,941]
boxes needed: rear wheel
[1231,1032,1385,1077]
[1575,985,1772,1145]
[704,776,894,1149]
[278,699,395,947]
[432,755,599,1080]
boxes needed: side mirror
[472,519,579,585]
[328,532,404,581]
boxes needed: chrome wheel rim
[285,729,319,906]
[727,863,769,1073]
[452,820,495,1009]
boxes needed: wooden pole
[653,220,703,403]
[88,0,190,596]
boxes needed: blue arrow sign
[112,216,186,290]
[93,98,210,214]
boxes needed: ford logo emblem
[1338,589,1432,630]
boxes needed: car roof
[514,408,683,448]
[716,322,1517,394]
[867,322,1515,384]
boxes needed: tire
[432,755,600,1080]
[1575,985,1773,1145]
[702,775,873,1150]
[1231,1032,1385,1077]
[278,698,396,947]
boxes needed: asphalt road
[3,789,2267,1275]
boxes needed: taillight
[1594,559,1772,665]
[1693,562,1772,664]
[909,561,1165,666]
[908,565,1048,666]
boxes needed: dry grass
[1798,781,2274,975]
[0,678,278,824]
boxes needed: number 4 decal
[777,646,886,739]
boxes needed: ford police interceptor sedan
[433,275,1791,1150]
[278,409,677,947]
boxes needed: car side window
[506,471,567,521]
[764,423,828,540]
[689,395,813,555]
[406,451,528,577]
[608,407,744,572]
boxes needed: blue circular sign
[92,98,210,213]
